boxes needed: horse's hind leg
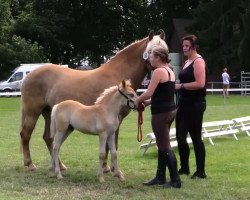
[20,115,39,171]
[42,109,67,170]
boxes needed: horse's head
[143,30,169,70]
[118,80,137,109]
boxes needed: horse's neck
[100,39,148,89]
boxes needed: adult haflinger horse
[20,30,169,171]
[50,80,136,182]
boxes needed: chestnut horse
[49,80,136,182]
[20,30,168,171]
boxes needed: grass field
[0,95,249,200]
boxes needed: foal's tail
[50,104,58,138]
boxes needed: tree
[0,0,44,79]
[14,0,149,67]
[188,0,250,76]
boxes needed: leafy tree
[0,0,44,79]
[14,0,149,67]
[238,0,250,71]
[188,0,250,76]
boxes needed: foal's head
[95,80,137,109]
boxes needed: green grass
[0,95,249,200]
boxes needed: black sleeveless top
[178,58,206,102]
[151,69,176,114]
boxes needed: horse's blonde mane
[95,85,118,104]
[107,38,147,63]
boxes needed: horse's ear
[148,30,154,41]
[122,80,126,89]
[158,29,165,40]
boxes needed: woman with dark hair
[135,46,181,188]
[175,34,207,179]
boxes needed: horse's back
[22,65,96,107]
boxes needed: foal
[49,80,137,182]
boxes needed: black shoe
[143,177,166,186]
[191,171,207,179]
[163,180,181,189]
[178,168,190,175]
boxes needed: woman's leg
[176,105,190,174]
[188,101,206,178]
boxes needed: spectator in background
[222,68,230,98]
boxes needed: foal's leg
[103,126,120,173]
[53,132,65,179]
[49,129,72,175]
[108,133,125,181]
[42,110,67,171]
[98,133,108,182]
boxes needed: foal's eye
[128,94,134,98]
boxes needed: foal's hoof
[112,171,125,181]
[26,163,37,171]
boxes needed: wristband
[181,83,185,89]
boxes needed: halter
[118,88,136,110]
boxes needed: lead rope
[137,103,144,142]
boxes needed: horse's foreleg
[42,110,67,171]
[108,133,124,181]
[20,116,38,171]
[98,134,108,182]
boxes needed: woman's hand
[134,97,140,108]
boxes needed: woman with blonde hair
[135,46,181,188]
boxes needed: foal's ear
[148,30,154,41]
[158,29,165,40]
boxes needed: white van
[0,63,52,92]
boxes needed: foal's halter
[118,88,136,110]
[118,88,143,142]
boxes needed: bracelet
[181,83,185,89]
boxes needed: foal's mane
[95,85,118,104]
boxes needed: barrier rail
[136,88,250,94]
[1,88,250,97]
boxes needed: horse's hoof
[57,174,63,179]
[48,171,56,178]
[98,177,105,183]
[119,175,125,182]
[103,165,111,173]
[26,163,37,171]
[59,162,67,171]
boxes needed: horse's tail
[50,104,58,138]
[19,96,25,153]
